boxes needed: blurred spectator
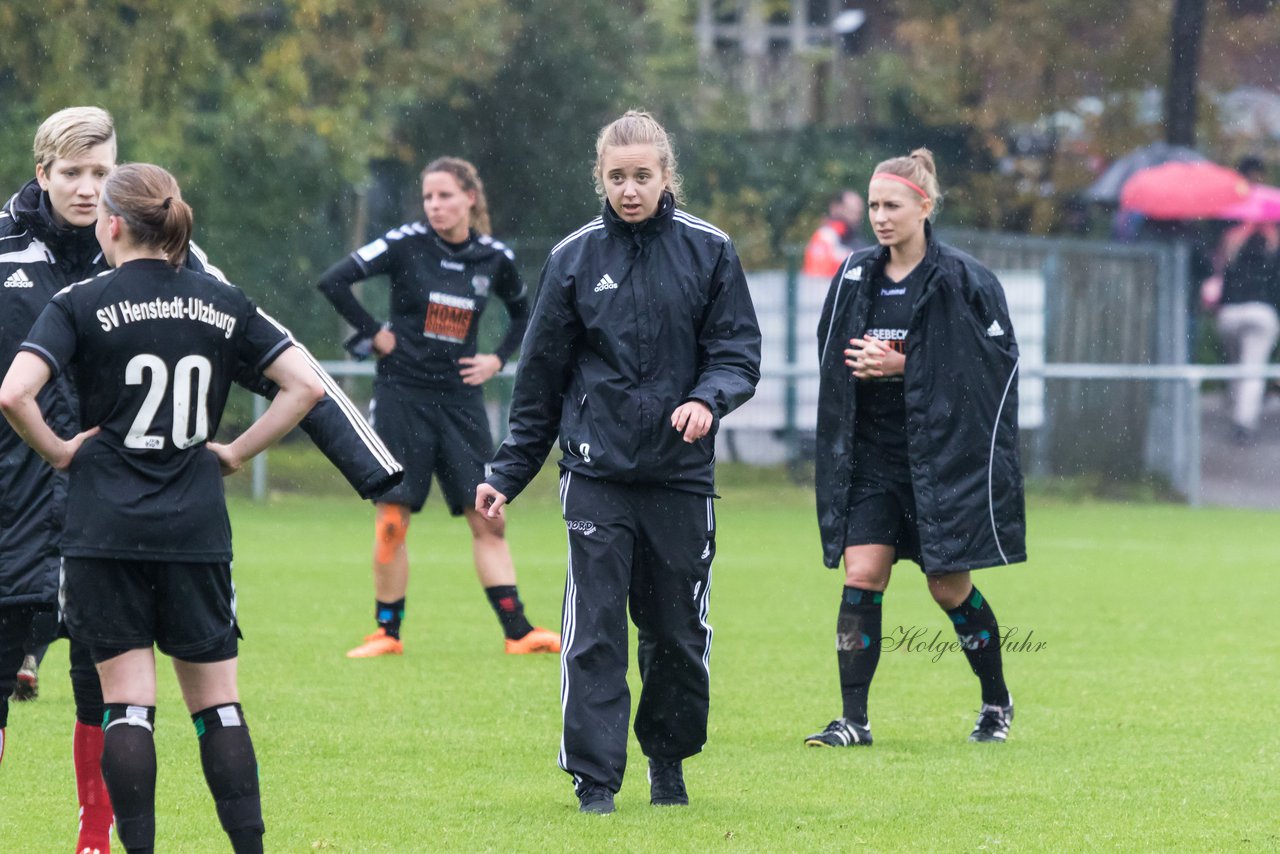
[802,189,865,277]
[1203,214,1280,443]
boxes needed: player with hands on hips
[1,162,324,854]
[318,157,559,658]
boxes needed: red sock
[74,721,113,853]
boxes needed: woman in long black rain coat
[805,149,1026,750]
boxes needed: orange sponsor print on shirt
[424,291,477,343]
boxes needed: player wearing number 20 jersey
[21,259,290,561]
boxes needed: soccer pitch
[4,473,1279,851]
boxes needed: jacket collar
[864,219,939,279]
[602,191,676,244]
[6,178,101,268]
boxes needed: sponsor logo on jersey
[439,259,466,272]
[566,519,597,536]
[423,291,476,343]
[471,274,491,297]
[3,268,33,288]
[986,319,1005,337]
[594,273,618,292]
[844,265,863,281]
[96,296,238,338]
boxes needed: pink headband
[872,172,930,200]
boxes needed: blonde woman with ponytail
[809,148,1027,749]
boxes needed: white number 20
[124,354,212,450]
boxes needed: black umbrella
[1084,142,1207,203]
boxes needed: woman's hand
[372,328,398,358]
[459,354,502,386]
[846,335,905,379]
[1200,275,1223,311]
[476,482,508,518]
[51,426,100,470]
[207,441,243,476]
[671,400,714,443]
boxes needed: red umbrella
[1216,184,1280,222]
[1119,161,1250,219]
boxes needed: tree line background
[1,0,1278,353]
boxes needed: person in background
[477,110,761,815]
[1202,155,1279,444]
[807,148,1026,750]
[318,157,559,658]
[803,189,866,277]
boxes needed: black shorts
[370,383,494,515]
[843,476,923,566]
[60,558,240,664]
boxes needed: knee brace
[374,504,410,565]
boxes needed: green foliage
[4,490,1278,849]
[0,1,513,346]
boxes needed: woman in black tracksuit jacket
[477,111,761,815]
[805,149,1026,750]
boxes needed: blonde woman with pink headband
[807,148,1027,748]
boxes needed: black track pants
[557,473,715,794]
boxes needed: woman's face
[36,141,116,228]
[600,144,668,223]
[422,170,475,242]
[867,177,932,250]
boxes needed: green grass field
[4,466,1279,852]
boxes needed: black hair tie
[163,197,173,210]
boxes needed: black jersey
[21,259,291,561]
[852,265,926,481]
[317,224,530,392]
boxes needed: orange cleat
[505,627,561,655]
[346,628,404,658]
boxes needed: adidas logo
[3,268,34,288]
[594,273,618,292]
[844,266,863,281]
[986,319,1004,337]
[700,542,711,560]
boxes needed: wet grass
[4,484,1278,851]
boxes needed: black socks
[101,704,157,854]
[946,586,1009,706]
[376,598,405,640]
[836,586,884,726]
[484,585,535,640]
[192,703,264,854]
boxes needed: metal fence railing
[250,360,1280,508]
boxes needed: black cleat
[577,784,615,815]
[648,758,688,806]
[969,696,1014,743]
[804,718,872,747]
